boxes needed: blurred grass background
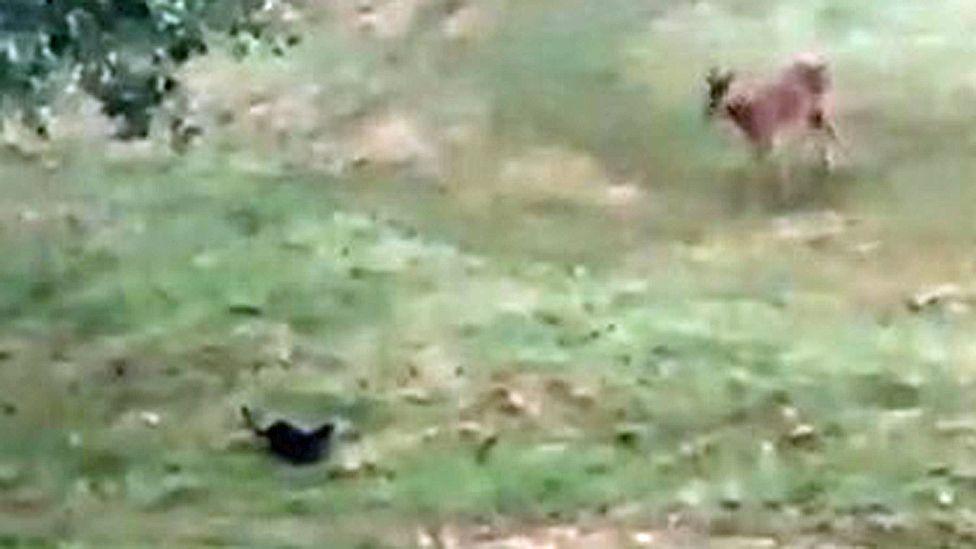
[4,0,976,546]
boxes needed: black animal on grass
[241,406,336,465]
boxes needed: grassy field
[5,0,976,546]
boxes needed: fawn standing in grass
[705,53,843,204]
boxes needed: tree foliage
[0,0,300,143]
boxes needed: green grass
[3,0,976,546]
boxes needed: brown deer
[705,53,841,172]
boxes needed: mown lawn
[3,0,976,547]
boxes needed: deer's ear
[706,67,735,88]
[706,66,722,85]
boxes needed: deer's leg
[750,141,770,208]
[810,110,840,172]
[776,152,796,207]
[752,138,792,209]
